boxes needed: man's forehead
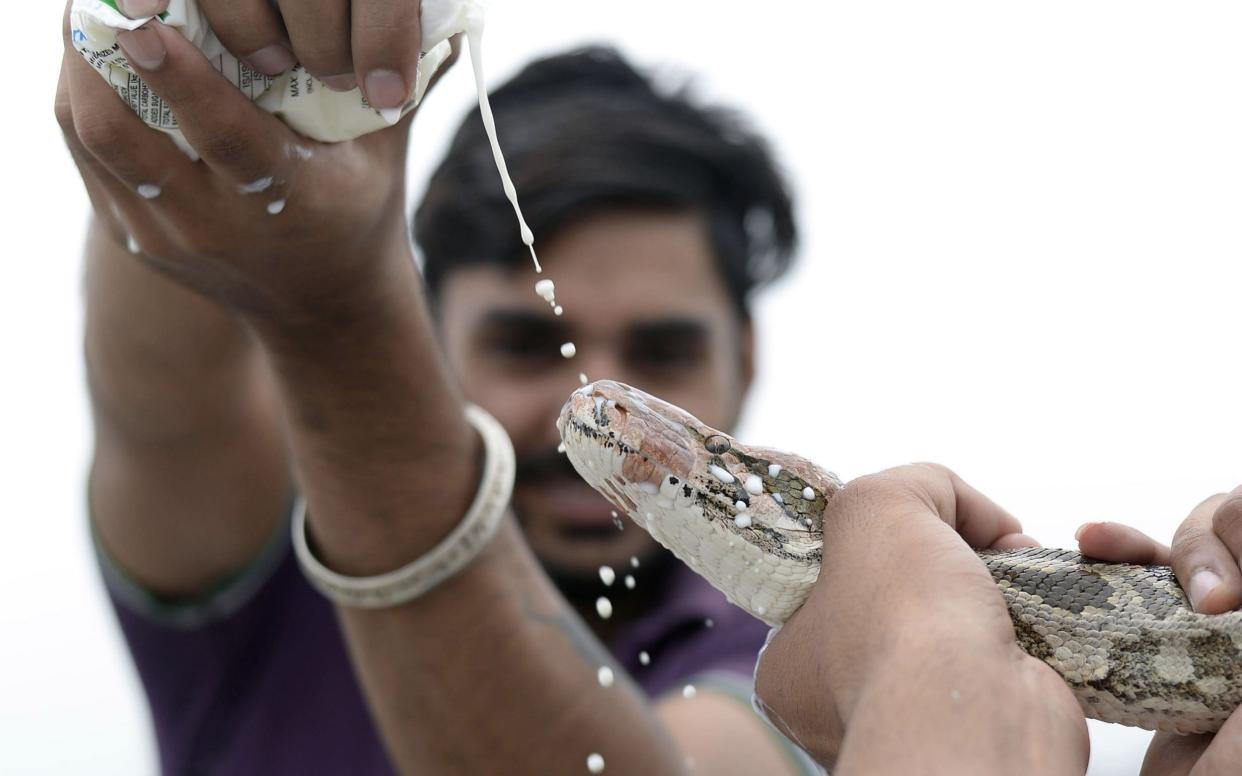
[442,263,730,326]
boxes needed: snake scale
[557,380,1242,735]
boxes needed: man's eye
[482,332,561,361]
[626,342,704,371]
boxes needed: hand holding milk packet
[69,0,480,154]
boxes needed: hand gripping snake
[557,380,1242,735]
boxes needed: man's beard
[514,444,679,610]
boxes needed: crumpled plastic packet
[69,0,479,154]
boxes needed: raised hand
[57,6,445,325]
[112,0,426,108]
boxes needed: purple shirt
[100,522,772,775]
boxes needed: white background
[3,1,1241,773]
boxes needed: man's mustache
[515,446,582,484]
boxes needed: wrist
[838,647,1086,775]
[241,225,484,577]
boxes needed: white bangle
[292,403,515,609]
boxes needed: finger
[1170,493,1242,614]
[276,0,354,88]
[1190,704,1242,776]
[1211,486,1242,574]
[352,0,422,111]
[989,532,1041,550]
[115,22,291,185]
[926,464,1027,548]
[198,0,295,76]
[1075,522,1172,566]
[57,55,126,238]
[1141,732,1210,776]
[115,0,169,20]
[65,30,198,202]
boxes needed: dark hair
[414,46,797,319]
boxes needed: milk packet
[69,0,480,153]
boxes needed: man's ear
[737,316,756,405]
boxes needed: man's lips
[524,479,620,529]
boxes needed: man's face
[439,210,754,578]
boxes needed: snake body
[557,380,1242,734]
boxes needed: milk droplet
[638,651,650,666]
[266,199,286,215]
[734,514,752,528]
[768,464,782,478]
[534,278,556,301]
[554,305,564,316]
[599,566,616,586]
[704,618,714,628]
[595,597,613,619]
[126,235,140,254]
[624,575,635,590]
[709,465,735,484]
[610,511,624,531]
[136,183,161,199]
[630,556,640,568]
[744,475,763,495]
[682,684,697,699]
[772,493,784,504]
[803,487,815,499]
[597,666,614,687]
[560,342,577,358]
[735,500,747,510]
[556,443,566,454]
[578,372,589,385]
[587,753,605,773]
[237,176,273,194]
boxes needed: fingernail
[117,26,166,71]
[247,44,295,77]
[364,69,408,110]
[1188,569,1222,612]
[117,0,166,18]
[320,73,358,92]
[1074,523,1093,542]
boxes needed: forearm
[84,217,259,442]
[249,234,686,773]
[85,217,292,595]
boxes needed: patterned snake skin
[557,380,1242,734]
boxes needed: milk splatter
[595,597,613,619]
[597,666,614,688]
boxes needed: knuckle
[1212,495,1242,544]
[74,111,128,159]
[295,42,352,74]
[53,94,75,136]
[1170,516,1214,569]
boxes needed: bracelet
[292,403,515,609]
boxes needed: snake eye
[704,434,731,455]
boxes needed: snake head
[559,380,839,624]
[557,381,699,511]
